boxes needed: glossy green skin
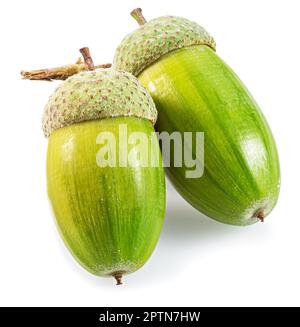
[139,45,280,225]
[47,117,165,277]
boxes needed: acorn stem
[131,8,147,26]
[21,61,111,81]
[113,273,123,286]
[79,47,95,71]
[255,209,265,222]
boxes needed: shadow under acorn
[131,180,272,287]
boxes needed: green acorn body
[44,69,165,283]
[114,12,280,225]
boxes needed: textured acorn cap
[113,16,216,76]
[42,69,157,137]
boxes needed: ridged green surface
[139,45,280,225]
[47,117,165,276]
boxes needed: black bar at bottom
[0,307,298,326]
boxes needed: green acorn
[113,9,280,226]
[43,49,165,284]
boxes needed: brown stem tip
[131,8,147,26]
[113,273,123,286]
[79,47,95,71]
[255,209,265,222]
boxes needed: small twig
[21,55,111,81]
[131,8,147,26]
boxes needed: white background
[0,0,299,307]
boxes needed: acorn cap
[113,15,216,76]
[42,69,157,137]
